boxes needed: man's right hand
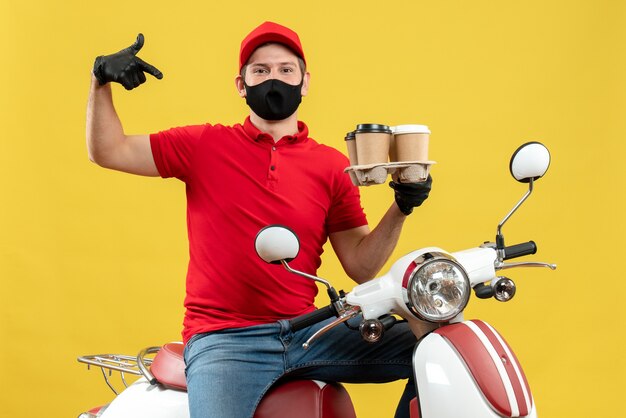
[93,33,163,90]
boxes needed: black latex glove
[389,175,433,215]
[93,33,163,90]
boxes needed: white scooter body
[99,378,189,418]
[345,246,499,322]
[345,246,536,418]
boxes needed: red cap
[239,22,306,71]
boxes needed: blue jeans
[183,317,417,418]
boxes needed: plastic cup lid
[355,124,392,134]
[345,131,356,140]
[391,124,430,135]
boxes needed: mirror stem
[496,178,534,254]
[280,260,340,303]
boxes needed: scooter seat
[255,380,356,418]
[150,343,357,418]
[150,342,187,391]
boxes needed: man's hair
[239,42,306,79]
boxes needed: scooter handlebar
[503,241,537,260]
[289,305,336,332]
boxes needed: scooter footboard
[413,320,536,418]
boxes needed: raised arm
[86,33,163,176]
[329,176,433,283]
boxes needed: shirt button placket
[268,145,278,188]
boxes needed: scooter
[78,141,555,418]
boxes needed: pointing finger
[137,57,164,80]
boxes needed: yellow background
[1,0,624,417]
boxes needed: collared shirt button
[272,146,276,151]
[270,165,275,171]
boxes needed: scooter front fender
[100,378,189,418]
[413,320,536,418]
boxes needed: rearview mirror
[509,142,551,183]
[254,225,300,264]
[497,141,551,256]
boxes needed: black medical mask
[244,79,303,121]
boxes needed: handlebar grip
[503,241,537,260]
[289,305,336,332]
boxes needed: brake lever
[302,306,361,350]
[496,261,557,270]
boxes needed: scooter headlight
[403,252,470,322]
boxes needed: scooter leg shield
[413,320,536,418]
